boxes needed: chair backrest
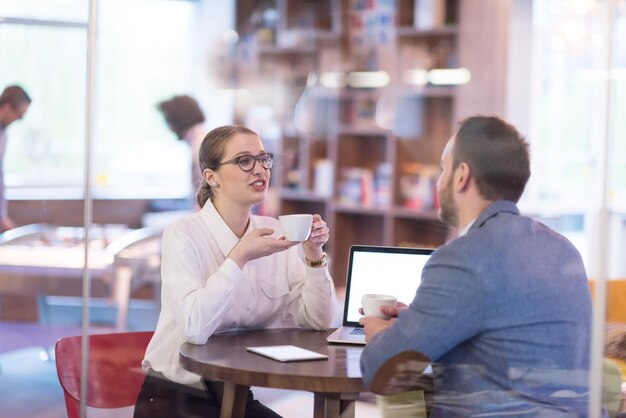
[369,350,432,396]
[588,279,626,323]
[369,351,432,418]
[0,223,52,244]
[105,225,163,259]
[604,358,624,418]
[369,350,625,418]
[55,331,154,418]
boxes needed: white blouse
[142,199,336,384]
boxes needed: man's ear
[455,162,471,192]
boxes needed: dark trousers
[134,370,282,418]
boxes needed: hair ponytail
[196,181,212,208]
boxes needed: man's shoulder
[430,211,576,269]
[470,203,570,243]
[479,209,577,251]
[428,235,482,269]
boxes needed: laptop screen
[343,245,434,325]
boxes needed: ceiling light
[346,71,390,88]
[428,68,471,85]
[320,72,347,88]
[403,69,429,86]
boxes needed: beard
[438,175,459,228]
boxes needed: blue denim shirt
[360,200,593,417]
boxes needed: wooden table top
[0,245,112,274]
[0,225,123,277]
[179,328,367,395]
[0,225,161,295]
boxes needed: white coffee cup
[361,293,398,319]
[279,214,313,242]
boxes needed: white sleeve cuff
[221,258,245,284]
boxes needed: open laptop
[327,245,434,345]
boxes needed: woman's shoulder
[164,211,204,236]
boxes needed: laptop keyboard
[349,328,364,335]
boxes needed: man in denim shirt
[360,116,592,417]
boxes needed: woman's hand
[302,214,329,262]
[229,228,297,269]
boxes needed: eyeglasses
[215,152,274,172]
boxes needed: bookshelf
[234,0,462,285]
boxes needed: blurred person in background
[0,85,31,232]
[158,94,207,208]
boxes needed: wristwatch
[305,252,328,268]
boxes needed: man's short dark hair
[157,95,205,140]
[453,115,531,202]
[0,85,31,108]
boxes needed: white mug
[361,293,397,319]
[279,214,313,242]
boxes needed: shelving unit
[235,0,460,285]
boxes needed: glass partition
[0,21,87,191]
[524,1,626,415]
[0,0,625,417]
[0,1,201,417]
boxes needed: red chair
[55,331,153,418]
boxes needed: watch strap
[305,252,328,268]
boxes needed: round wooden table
[179,328,367,418]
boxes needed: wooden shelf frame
[235,0,468,285]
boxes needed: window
[524,0,626,273]
[0,0,196,199]
[93,0,195,198]
[0,19,87,192]
[0,0,87,21]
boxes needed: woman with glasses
[135,125,335,418]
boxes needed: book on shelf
[414,0,447,30]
